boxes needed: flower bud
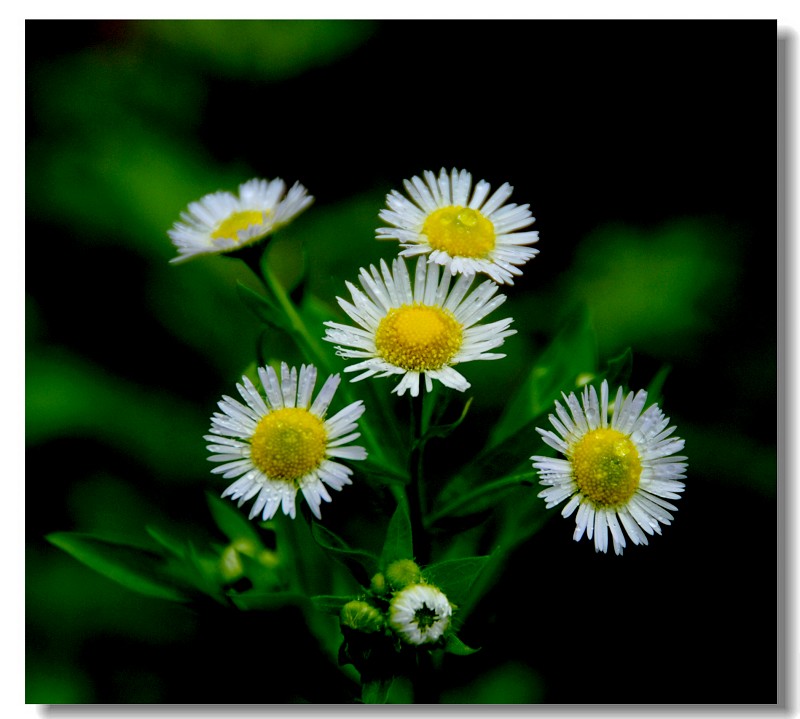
[219,544,245,582]
[385,559,421,590]
[340,600,385,634]
[370,572,387,594]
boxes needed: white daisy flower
[376,167,539,285]
[206,362,367,521]
[168,177,313,263]
[322,255,516,397]
[531,380,687,556]
[388,584,453,646]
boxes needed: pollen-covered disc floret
[323,255,516,397]
[531,380,687,555]
[206,362,367,521]
[168,177,313,263]
[376,168,539,285]
[388,584,453,645]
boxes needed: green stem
[264,263,395,472]
[262,265,330,371]
[234,248,392,470]
[235,243,267,287]
[408,393,431,565]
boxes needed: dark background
[26,20,777,704]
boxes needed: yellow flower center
[570,428,642,507]
[250,407,327,483]
[422,206,496,258]
[211,210,269,242]
[375,304,463,372]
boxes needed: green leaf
[422,556,490,607]
[46,532,192,602]
[444,634,480,656]
[488,306,597,449]
[380,501,413,568]
[235,280,293,333]
[143,20,375,82]
[311,594,356,615]
[645,364,672,406]
[426,508,493,535]
[310,522,379,585]
[356,457,409,487]
[361,677,393,704]
[144,525,188,559]
[451,416,542,497]
[205,491,261,545]
[426,471,538,528]
[600,347,633,389]
[235,552,283,592]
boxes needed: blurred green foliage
[563,220,742,358]
[142,20,375,81]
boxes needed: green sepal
[444,633,480,656]
[310,522,379,585]
[46,532,193,603]
[311,594,357,615]
[421,556,490,607]
[379,501,413,568]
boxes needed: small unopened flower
[384,559,422,590]
[377,168,539,285]
[168,178,312,263]
[206,363,367,520]
[323,255,515,397]
[389,584,453,645]
[340,600,385,634]
[531,380,687,555]
[370,573,387,595]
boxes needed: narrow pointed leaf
[206,491,261,545]
[47,532,192,602]
[488,305,597,449]
[380,501,413,567]
[427,471,538,527]
[421,556,490,607]
[601,347,633,389]
[236,280,293,332]
[145,524,188,559]
[310,522,378,585]
[311,594,357,615]
[444,634,480,656]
